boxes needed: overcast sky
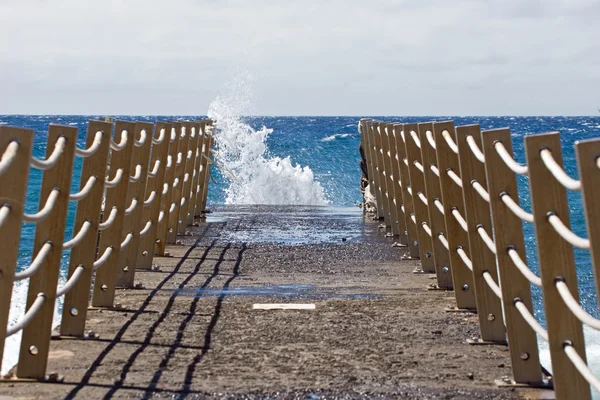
[0,0,599,115]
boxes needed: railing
[358,119,600,400]
[0,119,214,380]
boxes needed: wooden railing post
[136,122,171,270]
[455,125,506,343]
[186,122,202,227]
[576,138,600,307]
[117,122,154,288]
[417,123,453,289]
[403,123,435,271]
[481,128,544,385]
[155,124,180,256]
[0,127,34,373]
[18,124,77,379]
[371,122,392,228]
[167,122,187,244]
[433,121,476,310]
[393,124,420,259]
[178,121,200,234]
[381,122,401,236]
[193,121,210,219]
[199,132,214,214]
[524,133,590,400]
[367,121,386,222]
[60,121,113,337]
[386,122,409,245]
[92,121,136,308]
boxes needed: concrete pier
[0,206,538,399]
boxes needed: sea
[1,109,599,395]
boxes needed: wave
[207,72,329,206]
[321,133,351,142]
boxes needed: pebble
[467,373,474,380]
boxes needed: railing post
[386,123,408,245]
[575,138,600,308]
[0,127,34,373]
[92,121,136,308]
[524,132,590,400]
[186,122,202,227]
[178,121,200,234]
[155,124,180,256]
[371,122,392,228]
[60,121,113,337]
[481,128,544,385]
[433,121,476,310]
[359,119,376,214]
[393,124,420,259]
[381,122,401,236]
[18,124,77,379]
[136,122,171,270]
[455,125,506,343]
[116,122,154,288]
[403,123,435,271]
[193,121,210,219]
[167,122,187,244]
[199,131,214,214]
[417,123,453,289]
[367,121,386,222]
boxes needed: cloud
[0,0,598,115]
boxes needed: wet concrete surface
[0,206,550,399]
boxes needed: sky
[0,0,599,116]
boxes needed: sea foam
[207,73,329,206]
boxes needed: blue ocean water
[1,115,600,385]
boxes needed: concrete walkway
[0,206,548,399]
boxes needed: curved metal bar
[0,204,11,230]
[124,198,138,216]
[69,176,97,202]
[134,129,147,147]
[466,135,485,163]
[563,343,600,391]
[110,130,128,151]
[476,225,496,254]
[99,207,118,231]
[447,169,463,188]
[93,246,113,270]
[547,213,590,249]
[0,141,20,176]
[147,160,161,178]
[6,293,46,337]
[500,192,534,223]
[556,280,600,330]
[23,189,60,223]
[129,164,142,183]
[456,247,473,271]
[471,180,490,203]
[442,129,459,154]
[56,265,85,297]
[30,136,67,170]
[514,299,548,341]
[75,131,102,158]
[539,148,581,191]
[143,190,156,206]
[14,242,53,281]
[451,208,468,232]
[105,168,124,188]
[120,232,134,249]
[494,141,528,175]
[482,271,502,299]
[63,221,92,250]
[139,220,152,237]
[152,128,166,145]
[507,247,542,286]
